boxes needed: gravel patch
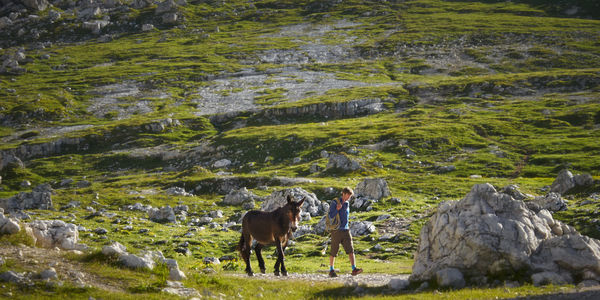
[230,271,409,287]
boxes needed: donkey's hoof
[246,271,254,276]
[260,269,266,274]
[274,271,280,276]
[282,271,288,277]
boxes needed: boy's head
[341,186,354,201]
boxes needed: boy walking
[328,186,363,277]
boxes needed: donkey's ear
[287,194,292,204]
[297,197,305,207]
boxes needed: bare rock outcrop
[0,184,53,213]
[411,183,600,288]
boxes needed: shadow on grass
[311,285,402,299]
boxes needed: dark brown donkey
[237,195,305,276]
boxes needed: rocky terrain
[1,0,599,299]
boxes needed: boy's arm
[328,200,338,218]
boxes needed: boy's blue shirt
[328,197,349,230]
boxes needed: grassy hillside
[1,0,599,298]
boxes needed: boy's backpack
[325,198,341,232]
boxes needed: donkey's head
[286,195,305,232]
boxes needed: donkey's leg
[255,243,266,274]
[275,238,287,276]
[242,233,254,276]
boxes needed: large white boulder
[411,183,600,287]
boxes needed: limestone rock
[165,259,186,281]
[27,220,87,251]
[531,192,568,212]
[355,178,391,200]
[22,0,49,11]
[551,169,594,195]
[165,187,192,197]
[162,12,179,24]
[102,241,127,256]
[500,184,529,201]
[212,158,231,169]
[436,268,466,289]
[120,253,155,269]
[411,183,600,287]
[326,153,362,172]
[156,0,178,15]
[223,187,257,205]
[39,268,58,280]
[0,184,53,212]
[148,206,176,223]
[260,187,326,217]
[0,211,20,235]
[349,221,375,236]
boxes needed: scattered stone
[76,180,92,188]
[39,268,58,280]
[165,259,186,281]
[162,280,200,297]
[27,220,87,251]
[326,153,362,172]
[223,187,257,205]
[142,24,155,31]
[500,184,529,200]
[551,169,594,195]
[203,257,220,265]
[148,206,176,223]
[102,242,127,256]
[376,214,391,221]
[165,187,192,197]
[355,178,391,201]
[0,210,20,235]
[174,247,191,256]
[120,252,155,270]
[93,227,108,235]
[531,192,568,212]
[349,221,375,236]
[0,271,26,284]
[261,187,327,217]
[212,159,231,169]
[123,202,152,212]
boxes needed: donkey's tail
[237,233,245,253]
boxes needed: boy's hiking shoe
[351,268,363,276]
[329,270,337,278]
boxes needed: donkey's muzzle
[291,225,297,232]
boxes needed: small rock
[39,268,58,280]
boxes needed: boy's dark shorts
[330,229,354,256]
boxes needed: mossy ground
[1,0,600,298]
